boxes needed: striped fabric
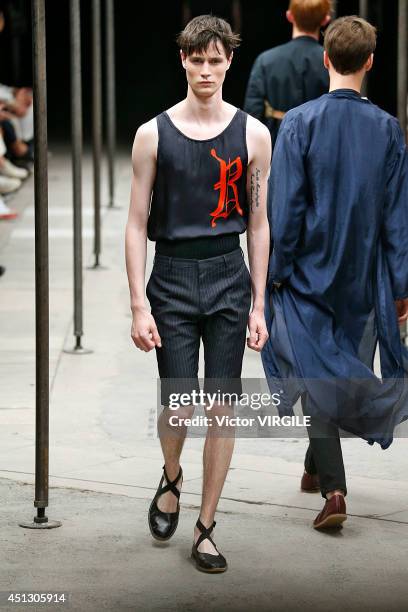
[146,248,251,406]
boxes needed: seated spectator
[0,106,28,177]
[1,117,33,164]
[1,116,33,171]
[0,127,22,220]
[0,9,34,157]
[0,128,23,183]
[0,83,33,145]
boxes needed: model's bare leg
[194,402,235,554]
[156,405,194,512]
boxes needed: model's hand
[395,299,408,324]
[247,308,269,352]
[131,306,162,352]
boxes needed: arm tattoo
[255,167,261,208]
[250,172,255,212]
[250,168,261,212]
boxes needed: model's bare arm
[125,120,161,352]
[246,117,271,352]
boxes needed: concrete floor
[0,148,407,611]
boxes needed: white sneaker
[0,196,18,219]
[0,176,22,194]
[0,159,29,180]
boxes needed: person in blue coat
[262,15,408,530]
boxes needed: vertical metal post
[20,0,60,530]
[359,0,369,97]
[64,0,93,355]
[332,0,338,19]
[398,0,408,140]
[105,0,117,208]
[398,0,408,346]
[71,0,83,344]
[91,0,103,268]
[359,0,368,18]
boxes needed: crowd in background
[0,6,34,277]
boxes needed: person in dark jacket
[244,0,332,145]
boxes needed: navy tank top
[147,108,249,242]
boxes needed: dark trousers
[301,394,347,498]
[146,248,252,406]
[1,120,17,147]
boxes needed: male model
[262,16,408,529]
[125,15,271,572]
[244,0,331,145]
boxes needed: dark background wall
[0,0,398,147]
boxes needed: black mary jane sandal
[148,464,183,541]
[191,518,227,573]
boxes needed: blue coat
[262,89,408,448]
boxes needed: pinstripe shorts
[146,247,252,406]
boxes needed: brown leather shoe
[301,471,320,493]
[313,493,347,529]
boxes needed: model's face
[181,41,232,97]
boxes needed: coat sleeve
[243,55,266,121]
[268,113,309,284]
[382,119,408,299]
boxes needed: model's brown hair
[289,0,332,33]
[324,16,377,75]
[176,14,241,58]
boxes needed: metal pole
[398,0,408,346]
[398,0,408,140]
[359,0,369,97]
[359,0,368,18]
[91,0,103,268]
[64,0,93,355]
[332,0,338,19]
[105,0,117,208]
[20,0,60,530]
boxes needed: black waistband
[155,234,240,259]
